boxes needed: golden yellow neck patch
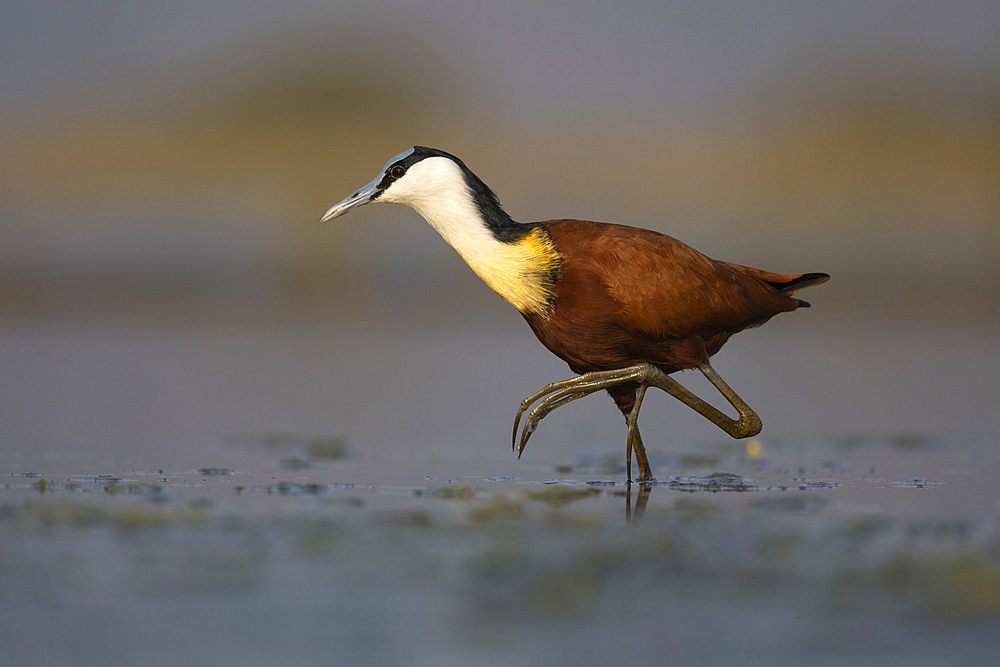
[459,226,561,317]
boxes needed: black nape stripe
[398,147,534,244]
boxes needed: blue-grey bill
[320,177,381,222]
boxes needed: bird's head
[318,147,558,316]
[320,146,477,222]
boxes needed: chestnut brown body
[522,219,825,415]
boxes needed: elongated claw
[512,366,651,457]
[510,371,628,450]
[512,377,595,450]
[517,378,609,456]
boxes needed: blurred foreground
[1,315,998,665]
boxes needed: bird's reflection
[625,482,652,523]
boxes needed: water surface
[1,315,998,665]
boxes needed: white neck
[379,157,556,314]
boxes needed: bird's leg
[625,383,653,482]
[642,362,762,439]
[514,364,714,459]
[631,429,653,483]
[697,363,763,438]
[513,362,761,465]
[626,430,631,482]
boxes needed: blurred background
[2,0,997,322]
[0,1,997,464]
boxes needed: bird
[321,146,829,482]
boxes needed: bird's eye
[389,165,406,179]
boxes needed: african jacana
[321,147,828,482]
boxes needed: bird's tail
[771,272,830,307]
[721,262,830,307]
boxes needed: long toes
[518,391,582,455]
[512,378,598,450]
[512,390,569,450]
[517,379,618,456]
[512,365,656,457]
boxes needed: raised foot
[511,362,763,476]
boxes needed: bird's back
[525,219,819,374]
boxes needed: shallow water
[1,315,998,665]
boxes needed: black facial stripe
[378,147,444,190]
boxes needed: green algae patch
[521,486,600,509]
[111,505,205,530]
[934,555,1000,617]
[429,486,487,501]
[296,521,344,558]
[678,453,721,467]
[7,501,110,528]
[3,501,205,531]
[304,437,352,461]
[838,553,1000,618]
[469,500,523,524]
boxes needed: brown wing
[544,219,800,340]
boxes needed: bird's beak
[319,176,381,222]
